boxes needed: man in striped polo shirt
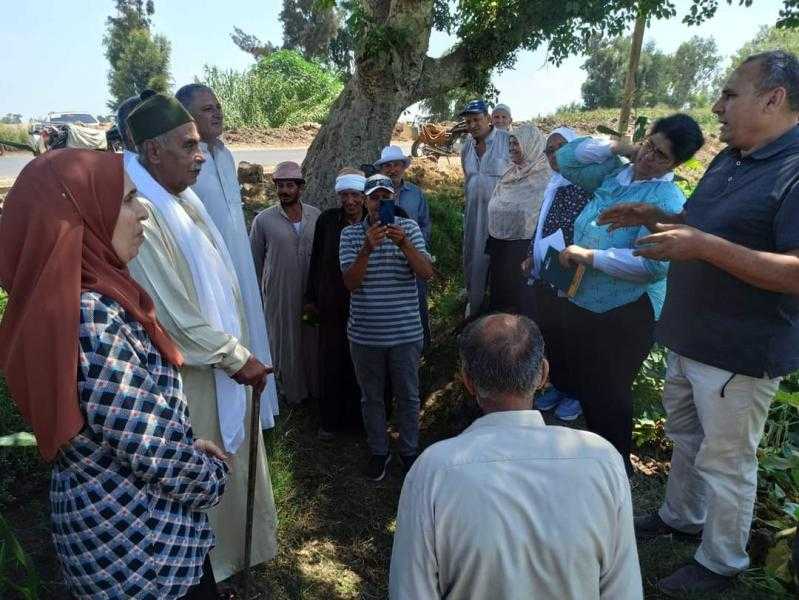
[340,174,434,480]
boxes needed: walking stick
[242,381,263,600]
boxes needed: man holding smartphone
[339,175,434,481]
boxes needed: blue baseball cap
[459,99,489,116]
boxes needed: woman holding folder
[553,114,704,474]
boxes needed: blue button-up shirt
[397,180,431,243]
[556,138,686,318]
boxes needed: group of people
[394,49,798,598]
[0,48,796,599]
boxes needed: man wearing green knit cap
[124,90,279,583]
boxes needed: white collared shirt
[389,410,642,600]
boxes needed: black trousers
[72,556,218,600]
[180,556,218,599]
[318,314,363,432]
[532,283,583,398]
[571,294,655,474]
[486,237,532,313]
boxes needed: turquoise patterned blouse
[555,138,686,318]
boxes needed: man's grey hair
[175,83,213,112]
[135,131,174,163]
[742,50,799,112]
[458,314,545,401]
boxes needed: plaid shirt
[51,292,228,599]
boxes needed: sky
[0,0,787,121]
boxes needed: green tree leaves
[202,50,344,128]
[581,35,720,109]
[103,0,171,110]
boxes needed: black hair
[175,83,213,111]
[650,113,704,164]
[743,50,799,112]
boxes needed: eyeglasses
[640,138,672,164]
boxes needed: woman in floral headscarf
[485,123,552,312]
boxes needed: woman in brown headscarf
[0,149,228,600]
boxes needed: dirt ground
[224,121,414,148]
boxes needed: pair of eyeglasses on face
[640,138,671,163]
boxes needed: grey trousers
[658,351,781,575]
[350,340,424,456]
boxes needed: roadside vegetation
[0,125,29,149]
[202,50,344,129]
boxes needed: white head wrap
[550,126,577,143]
[531,126,580,276]
[493,103,512,117]
[487,123,551,240]
[335,174,366,193]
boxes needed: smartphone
[379,199,396,225]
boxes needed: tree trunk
[301,79,412,210]
[300,0,467,209]
[617,8,647,141]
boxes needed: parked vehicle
[411,119,468,159]
[28,112,108,155]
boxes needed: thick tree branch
[414,46,472,101]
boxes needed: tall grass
[202,50,343,129]
[550,104,719,135]
[0,124,28,147]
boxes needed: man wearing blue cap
[339,175,433,481]
[460,99,511,315]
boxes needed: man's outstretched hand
[635,223,712,262]
[598,203,671,232]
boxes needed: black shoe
[634,512,702,542]
[657,561,734,597]
[400,453,419,474]
[366,454,391,481]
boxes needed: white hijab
[532,127,578,277]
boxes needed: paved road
[0,147,312,181]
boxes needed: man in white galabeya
[177,82,280,430]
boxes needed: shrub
[202,50,344,128]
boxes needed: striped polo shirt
[339,217,429,346]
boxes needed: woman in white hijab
[485,123,551,312]
[523,126,591,422]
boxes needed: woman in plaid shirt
[0,149,229,599]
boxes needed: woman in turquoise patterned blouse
[553,114,704,474]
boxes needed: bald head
[459,313,547,411]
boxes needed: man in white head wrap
[492,103,513,131]
[305,169,368,441]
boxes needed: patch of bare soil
[224,123,322,148]
[225,121,415,148]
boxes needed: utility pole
[618,7,648,141]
